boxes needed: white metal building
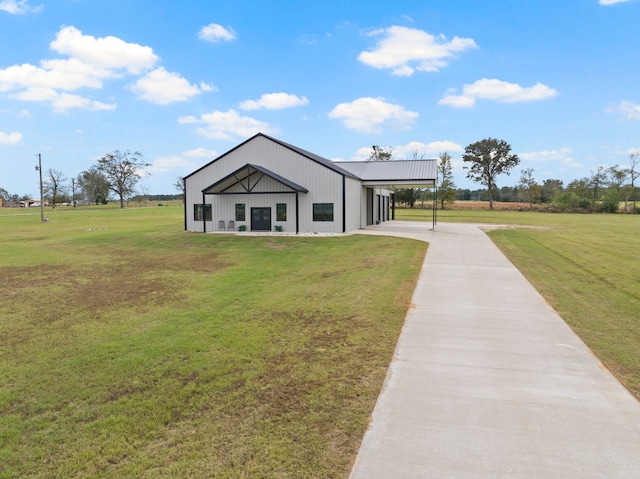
[183,133,437,234]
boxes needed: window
[276,203,287,221]
[313,203,334,221]
[193,204,212,221]
[235,203,245,221]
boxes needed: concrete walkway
[350,221,640,478]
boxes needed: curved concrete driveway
[351,221,640,478]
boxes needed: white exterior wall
[185,136,348,233]
[345,177,363,231]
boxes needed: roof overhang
[334,159,438,189]
[361,179,436,188]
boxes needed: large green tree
[77,168,111,205]
[540,179,563,203]
[437,152,456,209]
[96,150,150,208]
[462,138,520,210]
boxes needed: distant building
[184,133,437,234]
[19,199,49,208]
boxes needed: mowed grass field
[0,206,427,478]
[398,207,640,399]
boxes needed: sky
[1,0,639,197]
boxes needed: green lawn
[0,206,426,478]
[397,207,640,399]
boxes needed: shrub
[552,192,595,213]
[600,190,621,213]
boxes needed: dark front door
[251,207,271,231]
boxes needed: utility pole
[35,153,44,222]
[71,177,76,207]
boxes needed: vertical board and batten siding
[344,177,363,232]
[185,135,346,233]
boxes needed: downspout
[202,191,206,233]
[342,176,346,233]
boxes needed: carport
[333,159,438,229]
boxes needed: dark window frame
[313,203,334,222]
[194,203,212,221]
[276,203,287,221]
[235,203,246,221]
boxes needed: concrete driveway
[350,221,640,478]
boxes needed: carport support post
[432,185,437,229]
[391,192,395,220]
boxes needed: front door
[251,207,271,231]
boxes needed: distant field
[397,206,640,399]
[0,206,426,478]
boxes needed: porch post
[202,191,206,233]
[295,192,300,234]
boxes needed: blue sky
[1,0,639,196]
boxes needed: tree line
[369,139,640,213]
[0,150,150,208]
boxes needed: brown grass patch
[0,249,233,349]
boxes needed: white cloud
[358,26,477,76]
[519,148,582,168]
[148,148,218,175]
[607,100,640,120]
[199,82,216,92]
[0,25,207,112]
[599,0,631,5]
[148,155,197,174]
[50,26,158,74]
[352,140,462,161]
[439,78,558,107]
[395,140,463,158]
[0,0,42,14]
[131,67,211,104]
[13,87,116,112]
[178,109,275,140]
[182,147,218,158]
[0,131,22,144]
[0,60,114,92]
[198,23,236,42]
[328,97,418,133]
[239,92,309,111]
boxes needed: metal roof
[184,133,359,181]
[186,133,438,189]
[333,159,438,188]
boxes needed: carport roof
[333,159,438,188]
